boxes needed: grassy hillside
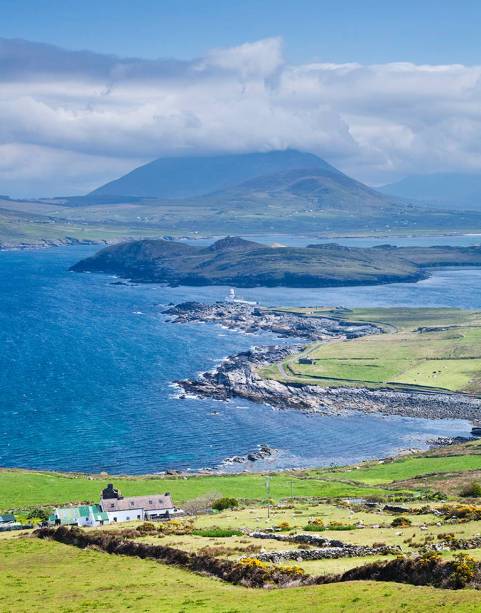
[4,440,481,512]
[262,307,481,393]
[5,441,481,610]
[71,237,430,287]
[0,469,394,511]
[0,204,167,249]
[71,238,481,288]
[4,538,481,613]
[5,155,481,238]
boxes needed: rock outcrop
[168,301,481,421]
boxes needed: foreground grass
[262,307,481,393]
[2,538,481,613]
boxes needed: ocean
[1,236,481,474]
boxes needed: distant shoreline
[3,230,481,253]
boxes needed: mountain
[71,236,481,288]
[90,149,337,199]
[379,173,481,210]
[206,166,399,212]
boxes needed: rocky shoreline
[166,301,481,423]
[164,301,380,340]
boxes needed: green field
[5,538,481,613]
[262,307,481,393]
[5,441,481,610]
[0,205,172,248]
[0,469,396,512]
[5,439,481,513]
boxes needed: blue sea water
[1,238,481,474]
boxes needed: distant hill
[206,166,400,213]
[90,149,337,199]
[379,173,481,211]
[70,236,481,288]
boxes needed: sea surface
[1,235,481,474]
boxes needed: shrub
[157,519,194,535]
[137,522,156,533]
[391,517,412,528]
[279,564,305,576]
[192,528,242,538]
[212,497,239,511]
[460,482,481,498]
[419,550,442,566]
[303,523,325,532]
[450,553,477,588]
[440,504,481,521]
[239,557,271,571]
[183,491,223,515]
[327,521,356,531]
[275,521,291,532]
[26,507,50,522]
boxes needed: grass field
[0,469,396,512]
[5,538,481,613]
[5,441,481,610]
[0,212,169,248]
[5,440,481,512]
[261,307,481,393]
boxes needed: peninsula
[167,302,481,422]
[71,236,481,288]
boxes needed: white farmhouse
[99,483,182,523]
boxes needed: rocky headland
[166,301,481,422]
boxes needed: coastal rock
[163,301,380,341]
[169,300,481,422]
[220,444,278,466]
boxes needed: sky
[2,0,481,196]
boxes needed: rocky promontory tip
[167,300,481,422]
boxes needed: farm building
[49,505,109,527]
[99,483,182,523]
[0,513,16,524]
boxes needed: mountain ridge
[90,149,337,200]
[380,172,481,211]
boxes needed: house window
[113,517,117,522]
[149,500,153,504]
[110,503,114,508]
[137,515,141,520]
[130,501,134,506]
[126,516,130,520]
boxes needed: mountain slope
[205,167,402,212]
[380,173,481,210]
[90,149,336,199]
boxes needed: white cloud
[2,37,481,196]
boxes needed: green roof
[55,507,81,525]
[53,505,109,525]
